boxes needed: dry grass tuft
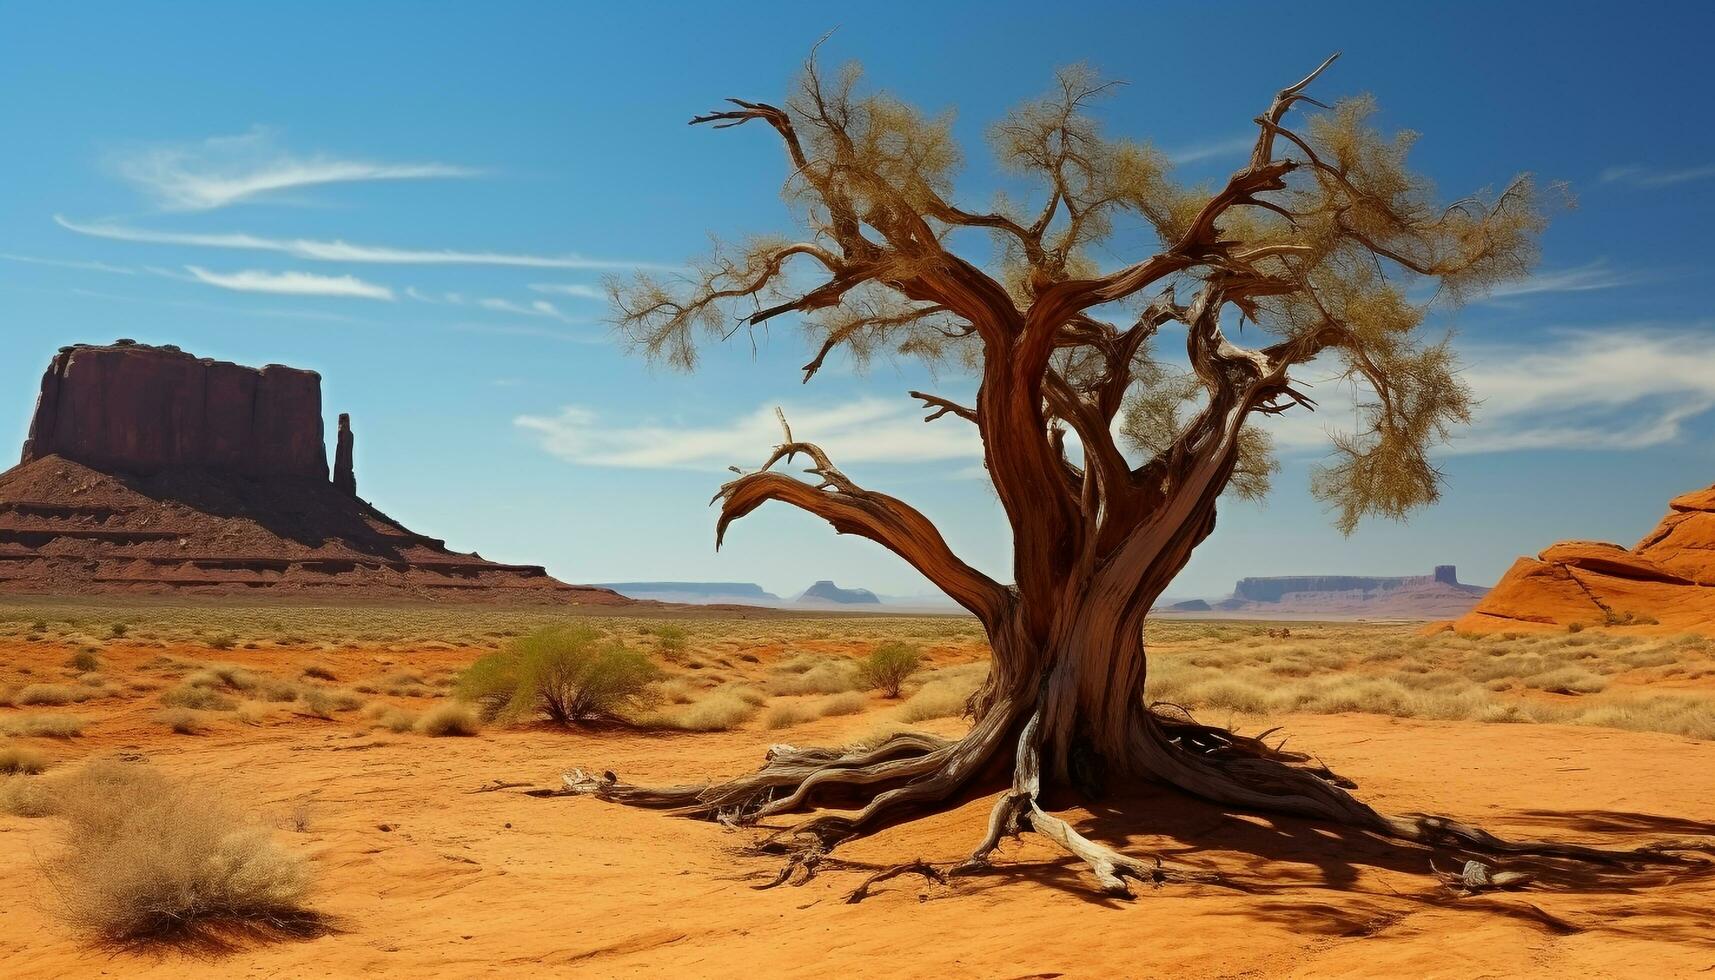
[0,715,85,738]
[414,702,482,737]
[762,702,819,730]
[41,761,323,944]
[0,743,51,775]
[652,690,760,731]
[0,773,55,817]
[16,683,109,707]
[155,708,207,735]
[898,663,986,723]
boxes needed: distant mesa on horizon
[1450,483,1715,635]
[1160,565,1488,621]
[0,339,625,604]
[795,580,881,605]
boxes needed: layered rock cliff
[22,340,328,479]
[1452,484,1715,634]
[1,340,624,605]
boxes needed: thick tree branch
[713,416,1011,625]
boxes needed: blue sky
[3,2,1713,600]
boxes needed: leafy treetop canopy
[609,52,1550,535]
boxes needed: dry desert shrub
[16,683,109,707]
[155,709,208,735]
[363,703,420,733]
[414,702,482,737]
[161,684,238,711]
[0,743,51,775]
[458,626,662,725]
[819,691,869,717]
[762,702,819,730]
[0,773,55,817]
[41,761,320,943]
[300,688,365,719]
[653,690,761,731]
[898,664,987,723]
[769,657,862,696]
[1,714,85,738]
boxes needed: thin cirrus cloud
[0,252,136,275]
[1480,259,1636,300]
[182,265,395,301]
[1261,327,1715,456]
[529,282,606,300]
[54,215,672,271]
[1165,135,1254,165]
[515,398,982,471]
[1599,163,1715,188]
[406,287,584,323]
[110,127,477,211]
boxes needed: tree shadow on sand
[763,782,1715,942]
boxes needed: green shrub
[109,623,129,638]
[68,649,101,672]
[457,626,662,725]
[860,642,923,698]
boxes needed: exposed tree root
[557,695,1715,899]
[844,860,946,904]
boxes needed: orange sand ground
[3,637,1713,978]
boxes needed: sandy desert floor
[1,600,1712,978]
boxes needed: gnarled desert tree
[568,53,1708,894]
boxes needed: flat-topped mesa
[1233,566,1460,603]
[21,339,328,480]
[1,339,627,604]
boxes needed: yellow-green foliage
[457,626,662,725]
[859,643,923,698]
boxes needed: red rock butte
[1,340,625,604]
[1452,482,1715,634]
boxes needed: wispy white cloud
[1482,259,1636,300]
[1262,327,1715,455]
[110,127,477,211]
[182,265,395,300]
[1166,135,1254,166]
[0,252,135,275]
[55,215,672,271]
[478,297,574,321]
[516,398,981,470]
[529,282,606,300]
[1600,163,1715,188]
[407,286,586,323]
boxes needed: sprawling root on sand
[558,694,1715,898]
